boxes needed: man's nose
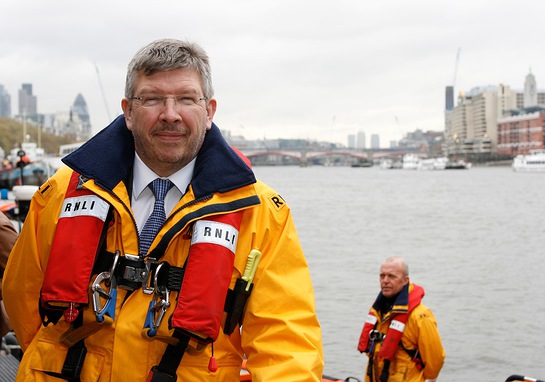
[160,100,182,122]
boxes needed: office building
[497,107,545,155]
[347,134,356,149]
[445,84,517,155]
[370,134,380,149]
[356,131,366,149]
[18,83,38,122]
[0,85,11,117]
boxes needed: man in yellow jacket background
[358,257,445,382]
[3,39,323,381]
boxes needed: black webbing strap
[148,332,191,382]
[60,339,87,382]
[43,314,87,381]
[400,342,424,370]
[92,252,185,292]
[379,359,390,382]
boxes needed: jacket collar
[373,283,411,314]
[62,115,256,198]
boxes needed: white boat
[512,150,545,172]
[416,157,449,171]
[445,160,472,170]
[417,158,436,171]
[379,158,393,169]
[433,157,448,170]
[402,154,420,170]
[6,142,45,166]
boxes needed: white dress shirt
[131,153,195,233]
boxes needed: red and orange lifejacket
[358,284,425,360]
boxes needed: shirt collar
[132,153,196,200]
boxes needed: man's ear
[121,98,133,130]
[205,98,217,130]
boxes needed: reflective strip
[390,319,405,332]
[191,220,239,253]
[366,314,378,325]
[59,195,109,221]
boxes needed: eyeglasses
[130,94,207,110]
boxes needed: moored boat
[402,154,420,170]
[445,159,472,170]
[0,164,50,190]
[417,158,435,171]
[433,157,448,170]
[512,149,545,172]
[379,158,393,169]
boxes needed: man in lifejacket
[3,39,324,381]
[357,257,445,382]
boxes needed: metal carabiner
[143,263,170,336]
[91,270,117,323]
[144,285,170,336]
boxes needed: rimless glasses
[130,94,207,111]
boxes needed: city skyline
[2,1,545,147]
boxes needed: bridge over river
[237,148,417,165]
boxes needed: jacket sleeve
[0,212,18,337]
[0,212,18,300]
[417,307,445,380]
[240,189,324,381]
[3,175,66,351]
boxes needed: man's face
[122,68,217,177]
[379,261,409,298]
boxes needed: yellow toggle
[241,249,262,291]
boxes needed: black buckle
[147,365,178,382]
[369,330,385,342]
[116,254,147,290]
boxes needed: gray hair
[382,257,409,277]
[125,39,214,99]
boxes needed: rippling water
[253,165,545,381]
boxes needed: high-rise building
[42,93,93,141]
[445,86,454,111]
[356,131,366,149]
[370,134,380,149]
[347,134,356,149]
[71,93,92,139]
[18,83,38,122]
[523,70,538,108]
[445,84,518,155]
[0,85,11,117]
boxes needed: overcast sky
[2,0,544,146]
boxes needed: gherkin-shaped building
[71,93,92,139]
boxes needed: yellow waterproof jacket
[3,117,324,382]
[365,284,445,382]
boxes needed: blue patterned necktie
[139,178,174,256]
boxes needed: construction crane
[452,48,461,97]
[95,62,112,121]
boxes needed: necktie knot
[149,178,173,202]
[140,178,174,256]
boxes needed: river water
[252,165,545,381]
